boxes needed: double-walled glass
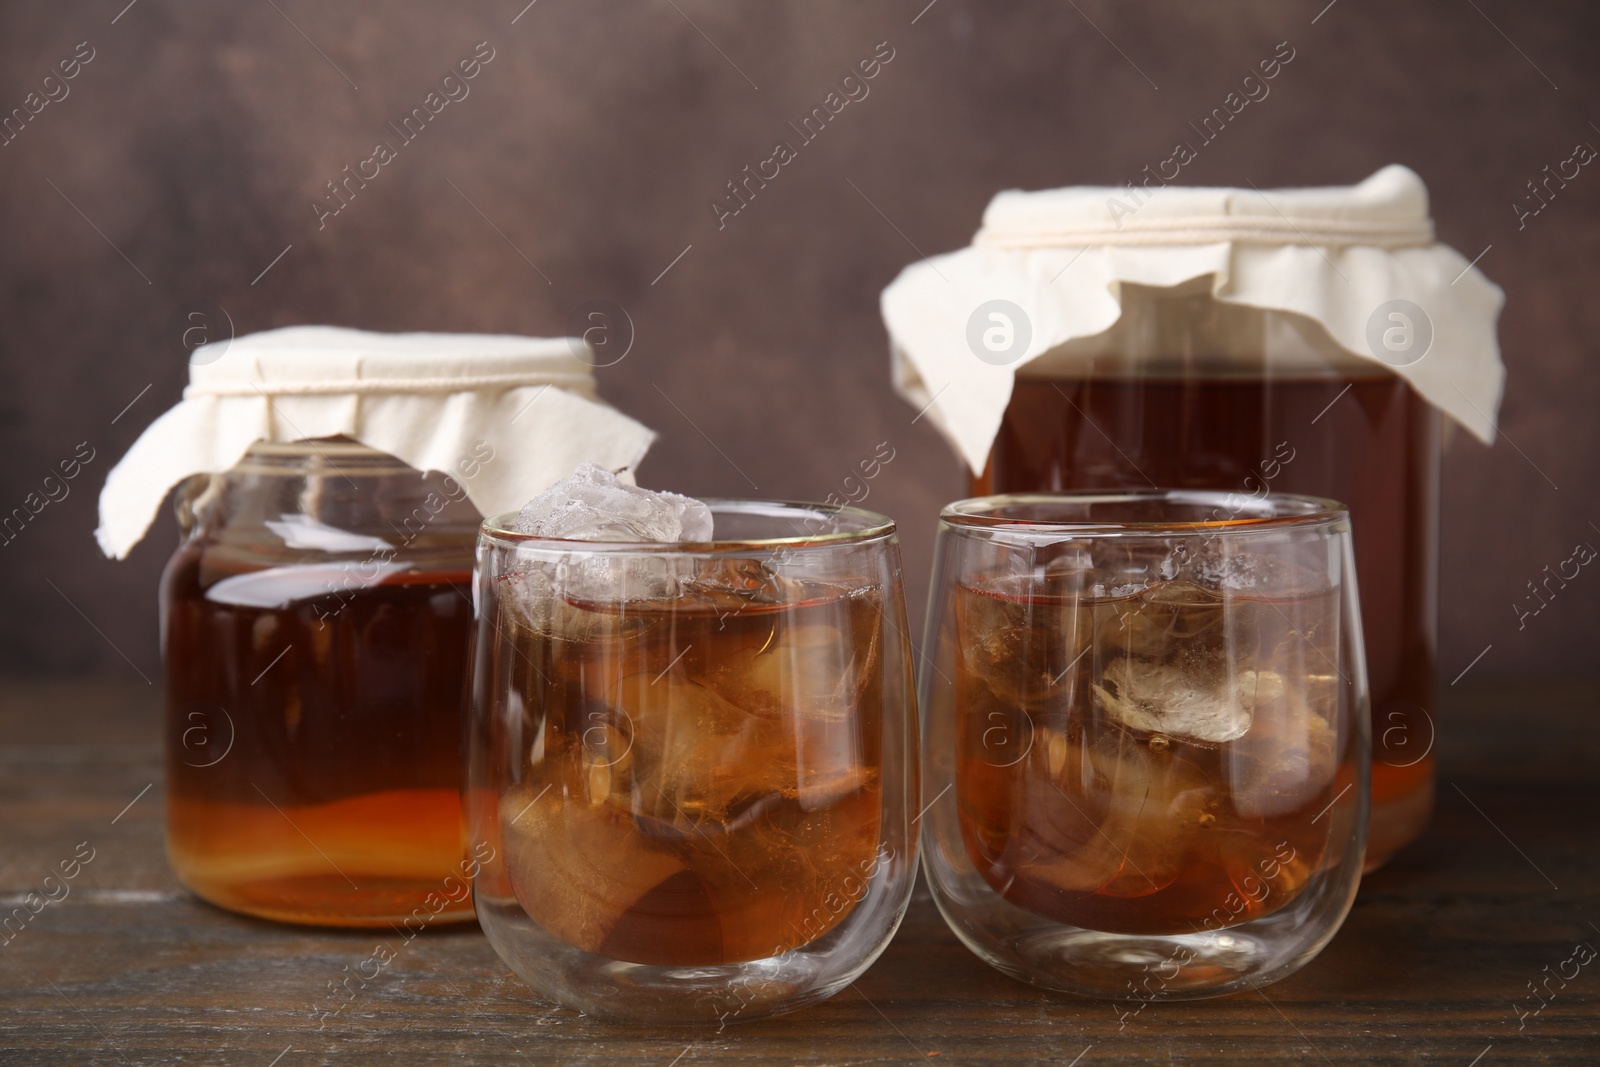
[465,502,919,1023]
[920,491,1368,998]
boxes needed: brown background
[0,0,1596,682]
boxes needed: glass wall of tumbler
[464,501,920,1023]
[917,491,1369,998]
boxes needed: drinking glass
[919,491,1368,999]
[464,501,919,1024]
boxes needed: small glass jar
[976,282,1438,869]
[161,439,481,926]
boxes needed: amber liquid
[955,576,1350,935]
[492,577,884,967]
[978,374,1438,866]
[162,548,475,926]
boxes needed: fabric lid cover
[881,165,1505,476]
[96,325,656,558]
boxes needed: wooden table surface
[0,678,1595,1066]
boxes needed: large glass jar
[160,439,482,926]
[973,282,1439,869]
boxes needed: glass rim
[940,490,1349,535]
[479,498,897,553]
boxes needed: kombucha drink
[162,549,474,926]
[954,571,1352,935]
[491,571,885,966]
[978,372,1436,867]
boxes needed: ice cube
[1228,683,1338,817]
[1190,548,1327,598]
[499,463,713,620]
[1041,557,1124,599]
[501,770,880,965]
[1078,725,1217,897]
[1011,724,1211,899]
[502,464,713,618]
[501,782,691,957]
[1090,658,1262,744]
[709,620,868,723]
[497,558,656,641]
[956,581,1077,711]
[1098,580,1224,661]
[681,557,792,620]
[513,461,713,542]
[611,673,789,827]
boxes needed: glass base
[476,892,903,1025]
[987,927,1283,1001]
[928,853,1362,1001]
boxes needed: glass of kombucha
[919,491,1368,998]
[465,501,919,1023]
[162,439,481,926]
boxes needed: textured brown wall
[1,0,1596,682]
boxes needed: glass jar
[974,282,1438,870]
[160,439,482,926]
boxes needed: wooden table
[1,678,1595,1065]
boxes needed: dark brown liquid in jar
[162,548,475,927]
[976,373,1438,868]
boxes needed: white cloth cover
[96,326,657,558]
[881,165,1506,476]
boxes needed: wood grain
[0,678,1596,1065]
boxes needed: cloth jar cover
[880,164,1506,476]
[96,325,656,558]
